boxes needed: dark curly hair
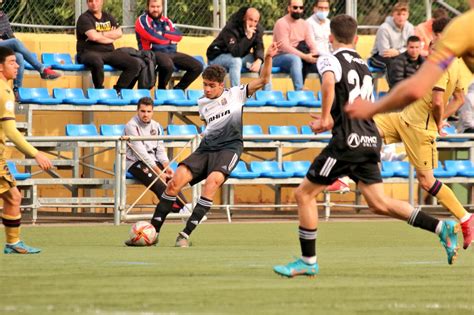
[202,65,227,83]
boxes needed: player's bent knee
[4,189,22,207]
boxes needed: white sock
[460,213,472,224]
[301,256,317,265]
[435,222,443,235]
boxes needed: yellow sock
[1,213,21,244]
[434,184,468,220]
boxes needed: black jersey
[316,48,381,162]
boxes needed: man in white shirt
[306,0,331,55]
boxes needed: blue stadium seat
[433,161,457,178]
[193,55,206,68]
[367,59,385,74]
[65,124,98,136]
[187,89,203,102]
[18,88,61,105]
[87,89,129,105]
[255,91,297,107]
[6,161,31,180]
[250,161,294,178]
[53,88,96,105]
[42,53,86,71]
[300,125,331,142]
[387,161,411,177]
[230,161,261,179]
[283,161,311,177]
[120,89,152,105]
[243,124,269,142]
[244,95,266,107]
[268,125,302,142]
[317,91,322,100]
[381,161,395,178]
[287,91,321,107]
[24,53,40,70]
[73,54,115,71]
[155,89,196,106]
[167,124,198,136]
[445,160,474,177]
[100,124,126,136]
[439,125,468,142]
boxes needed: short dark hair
[137,96,154,110]
[0,46,15,64]
[202,65,226,83]
[330,14,357,44]
[314,0,330,6]
[147,0,161,7]
[432,17,451,34]
[407,35,420,44]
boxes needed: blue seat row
[65,124,196,137]
[6,161,31,180]
[381,160,474,178]
[18,88,204,106]
[245,90,321,108]
[230,161,311,179]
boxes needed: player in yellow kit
[0,46,52,254]
[346,4,474,249]
[374,17,473,249]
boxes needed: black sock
[150,192,176,233]
[407,207,440,234]
[428,180,442,196]
[182,196,212,236]
[299,226,317,258]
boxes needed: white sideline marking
[400,260,444,265]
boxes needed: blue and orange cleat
[273,258,319,278]
[438,220,460,265]
[4,241,41,254]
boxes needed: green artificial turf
[0,221,472,315]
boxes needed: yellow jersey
[400,58,464,131]
[428,9,474,73]
[0,79,17,161]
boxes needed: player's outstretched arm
[346,60,446,119]
[2,120,52,170]
[247,42,280,96]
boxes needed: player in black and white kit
[273,15,460,278]
[150,42,280,247]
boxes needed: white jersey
[307,15,331,54]
[197,85,248,154]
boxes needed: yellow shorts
[374,113,438,171]
[0,163,16,194]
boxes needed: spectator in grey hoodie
[368,2,414,72]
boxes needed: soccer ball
[128,221,157,246]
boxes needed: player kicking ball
[273,15,459,278]
[145,42,280,247]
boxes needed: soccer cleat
[273,258,319,278]
[175,232,191,248]
[438,220,460,265]
[460,214,473,250]
[4,241,41,254]
[124,236,158,247]
[40,67,61,80]
[326,177,350,193]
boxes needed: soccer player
[149,42,280,247]
[346,4,474,247]
[374,17,474,250]
[0,47,52,254]
[273,15,459,278]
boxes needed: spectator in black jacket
[207,7,265,87]
[388,35,424,89]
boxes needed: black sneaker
[175,232,191,247]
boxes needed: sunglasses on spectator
[292,6,304,10]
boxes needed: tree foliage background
[1,0,469,34]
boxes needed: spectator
[76,0,141,91]
[369,2,414,71]
[388,35,424,88]
[135,0,203,90]
[272,0,318,91]
[306,0,331,55]
[207,7,265,88]
[457,81,474,133]
[0,3,60,98]
[415,8,448,57]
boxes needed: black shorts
[179,150,240,186]
[306,154,382,185]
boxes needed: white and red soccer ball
[128,221,157,246]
